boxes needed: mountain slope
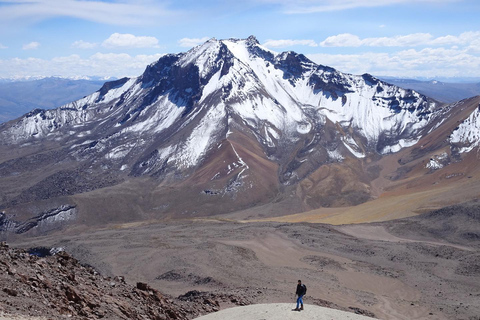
[1,36,479,235]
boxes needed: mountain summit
[1,36,479,235]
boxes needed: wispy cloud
[178,37,211,48]
[0,0,178,26]
[261,0,462,14]
[0,43,7,49]
[263,39,318,48]
[0,53,163,78]
[102,33,160,49]
[71,40,98,49]
[22,42,40,50]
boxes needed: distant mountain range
[0,78,106,123]
[1,36,480,236]
[380,77,480,103]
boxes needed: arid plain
[9,199,480,320]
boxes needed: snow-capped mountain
[1,36,479,234]
[0,37,438,172]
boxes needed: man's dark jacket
[296,284,306,296]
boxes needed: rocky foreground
[0,242,250,319]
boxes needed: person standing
[294,279,307,311]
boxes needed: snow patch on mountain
[179,39,224,78]
[426,152,449,170]
[342,136,365,158]
[450,106,480,153]
[98,78,137,103]
[40,206,76,225]
[200,69,222,103]
[327,149,344,161]
[174,103,226,168]
[230,142,249,179]
[380,138,420,154]
[105,142,136,160]
[122,95,184,134]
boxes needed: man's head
[298,280,302,284]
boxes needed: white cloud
[429,31,480,48]
[0,43,7,49]
[0,53,163,79]
[367,33,433,47]
[22,42,40,50]
[0,0,177,27]
[429,35,461,46]
[320,34,362,47]
[259,0,461,14]
[263,39,318,48]
[71,40,98,49]
[306,47,480,78]
[102,33,160,49]
[178,37,211,48]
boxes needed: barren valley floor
[8,204,480,320]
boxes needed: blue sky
[0,0,479,80]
